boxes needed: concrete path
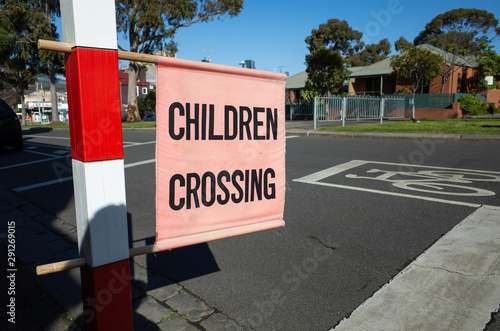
[332,205,500,331]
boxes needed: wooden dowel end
[38,39,71,53]
[36,257,86,275]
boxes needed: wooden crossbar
[38,39,159,64]
[36,244,159,275]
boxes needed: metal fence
[310,93,486,128]
[409,93,487,109]
[345,96,380,121]
[313,95,410,129]
[382,96,411,118]
[285,100,314,120]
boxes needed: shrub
[459,96,488,116]
[484,102,497,115]
[396,88,411,94]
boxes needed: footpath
[1,122,499,330]
[284,119,500,141]
[0,185,250,331]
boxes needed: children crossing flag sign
[155,57,286,251]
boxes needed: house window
[457,73,462,93]
[142,87,148,95]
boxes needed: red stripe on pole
[66,47,123,162]
[80,260,133,330]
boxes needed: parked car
[0,99,23,152]
[121,114,128,122]
[143,114,156,121]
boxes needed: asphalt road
[1,128,499,330]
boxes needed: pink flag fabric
[155,57,286,251]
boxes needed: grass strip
[318,118,500,134]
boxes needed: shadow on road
[0,137,220,330]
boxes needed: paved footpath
[0,185,251,331]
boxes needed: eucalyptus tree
[305,18,364,58]
[303,18,362,97]
[38,0,64,124]
[116,0,243,122]
[348,38,391,67]
[414,8,500,93]
[0,0,54,125]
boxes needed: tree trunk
[49,64,59,123]
[127,61,141,121]
[20,91,26,126]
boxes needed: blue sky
[56,1,500,76]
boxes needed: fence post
[341,97,346,127]
[356,98,360,122]
[410,97,415,121]
[380,97,385,124]
[313,97,317,130]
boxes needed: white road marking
[12,158,157,192]
[24,149,68,158]
[13,176,74,192]
[0,156,67,170]
[124,159,156,168]
[53,150,71,155]
[24,142,71,150]
[23,135,71,140]
[295,160,366,182]
[294,180,482,208]
[23,134,154,146]
[286,135,299,139]
[331,205,500,331]
[123,141,156,147]
[294,160,499,207]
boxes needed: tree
[116,0,243,122]
[38,0,64,124]
[305,18,364,58]
[304,48,350,97]
[390,46,442,119]
[394,36,412,52]
[0,1,54,125]
[414,8,500,93]
[475,48,500,91]
[138,88,156,113]
[303,18,362,98]
[348,38,391,67]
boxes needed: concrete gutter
[286,129,500,141]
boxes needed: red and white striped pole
[61,0,133,329]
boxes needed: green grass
[319,118,500,134]
[22,121,156,130]
[121,121,156,128]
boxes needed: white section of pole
[60,0,118,50]
[72,159,129,267]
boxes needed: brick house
[286,44,480,99]
[349,44,478,96]
[119,67,151,108]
